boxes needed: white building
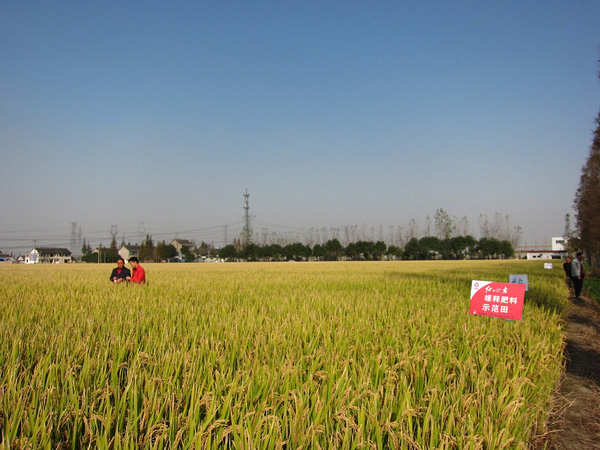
[516,237,568,260]
[552,237,567,251]
[118,244,141,262]
[26,247,72,264]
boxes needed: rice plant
[0,261,566,449]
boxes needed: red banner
[470,280,526,321]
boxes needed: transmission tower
[70,222,78,253]
[262,227,268,246]
[241,189,254,246]
[110,225,118,250]
[137,222,146,242]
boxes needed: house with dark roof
[26,247,72,264]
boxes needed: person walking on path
[126,256,146,284]
[571,252,585,301]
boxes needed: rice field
[0,260,567,449]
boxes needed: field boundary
[533,294,600,449]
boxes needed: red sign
[470,280,526,321]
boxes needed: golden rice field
[0,261,567,449]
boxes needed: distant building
[0,252,13,264]
[515,237,567,260]
[26,247,72,264]
[170,239,195,259]
[118,244,141,262]
[552,237,567,251]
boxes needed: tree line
[217,236,513,262]
[77,214,517,263]
[80,236,205,263]
[572,58,600,270]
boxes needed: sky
[1,1,599,254]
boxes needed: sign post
[470,280,526,321]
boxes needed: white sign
[544,263,553,269]
[509,274,529,291]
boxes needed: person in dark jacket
[563,256,573,291]
[571,252,585,301]
[110,257,131,283]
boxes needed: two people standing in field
[109,256,146,284]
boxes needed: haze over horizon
[1,1,599,254]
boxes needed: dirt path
[533,295,600,449]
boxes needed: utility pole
[241,189,254,246]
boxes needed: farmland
[1,261,567,449]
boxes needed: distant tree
[181,245,195,262]
[456,216,471,237]
[239,243,260,261]
[109,236,118,254]
[312,244,325,260]
[419,236,441,259]
[563,213,579,255]
[155,241,178,262]
[155,241,166,262]
[405,218,420,242]
[402,238,421,260]
[81,238,91,255]
[386,245,403,260]
[424,215,432,237]
[477,237,512,259]
[139,235,155,262]
[373,241,387,260]
[574,111,600,268]
[266,244,284,260]
[434,208,456,240]
[164,244,178,260]
[448,235,477,259]
[499,240,514,259]
[324,239,343,261]
[219,244,238,261]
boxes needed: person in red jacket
[126,257,146,284]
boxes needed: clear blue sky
[1,1,599,253]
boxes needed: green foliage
[155,241,178,262]
[585,270,600,303]
[81,238,92,255]
[386,245,403,259]
[574,111,600,268]
[434,208,456,239]
[323,239,343,260]
[80,247,119,263]
[139,235,155,262]
[403,236,511,260]
[181,245,195,262]
[218,244,238,261]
